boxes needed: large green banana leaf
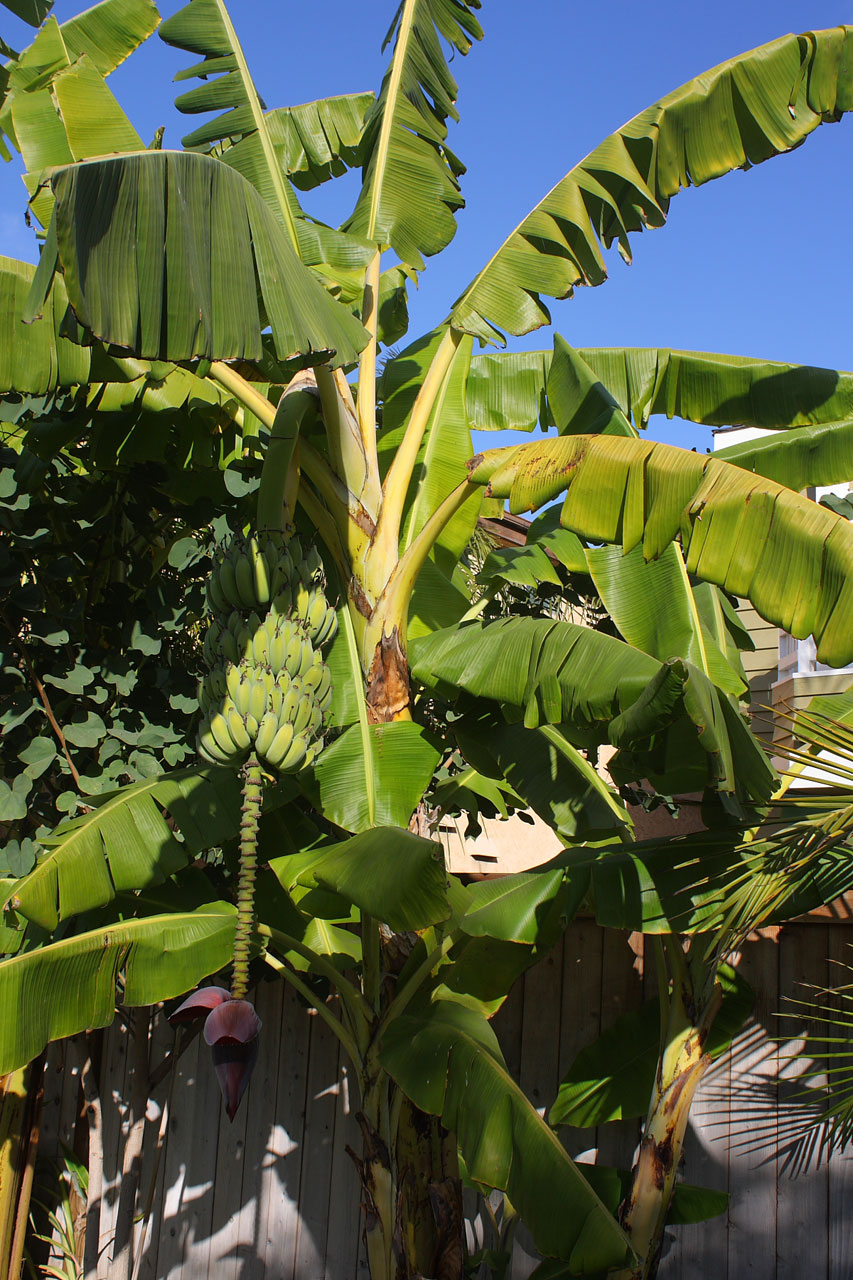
[549,966,752,1128]
[2,1,52,25]
[24,151,368,366]
[411,617,774,801]
[1,767,241,932]
[158,0,273,153]
[0,256,89,393]
[558,344,853,435]
[162,0,371,187]
[0,258,251,434]
[380,999,632,1270]
[454,708,631,840]
[449,27,853,342]
[469,435,853,667]
[297,827,452,934]
[227,95,374,192]
[586,543,746,697]
[466,344,853,437]
[342,0,483,271]
[0,0,158,161]
[14,54,144,229]
[300,720,441,832]
[714,419,853,492]
[159,0,375,304]
[0,903,236,1074]
[379,328,483,568]
[459,867,580,945]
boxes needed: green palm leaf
[342,0,483,271]
[24,151,368,366]
[449,27,853,342]
[469,435,853,667]
[1,768,242,932]
[0,903,236,1074]
[380,1000,632,1271]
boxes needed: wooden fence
[36,919,853,1279]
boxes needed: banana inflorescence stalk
[231,754,263,999]
[196,527,338,988]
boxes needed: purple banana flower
[169,986,262,1122]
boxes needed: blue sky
[2,1,851,453]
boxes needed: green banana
[217,558,241,610]
[263,721,295,769]
[234,553,256,610]
[197,727,233,767]
[205,573,227,615]
[252,625,270,666]
[227,708,252,751]
[209,711,241,759]
[251,536,271,605]
[276,734,309,772]
[255,710,279,757]
[247,676,267,725]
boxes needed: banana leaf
[469,435,853,667]
[0,903,236,1074]
[2,1,53,25]
[454,708,631,840]
[342,0,483,270]
[300,719,441,832]
[466,343,853,441]
[410,617,774,804]
[714,418,853,492]
[380,999,632,1271]
[585,543,746,698]
[1,767,241,932]
[296,826,452,934]
[449,27,853,341]
[24,151,368,367]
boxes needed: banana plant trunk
[614,962,722,1280]
[355,644,464,1280]
[357,1072,463,1280]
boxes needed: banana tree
[3,2,853,1277]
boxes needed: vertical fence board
[263,981,312,1280]
[726,930,779,1280]
[156,1028,208,1278]
[827,926,853,1280]
[294,1010,342,1277]
[324,1055,365,1280]
[133,1006,173,1280]
[776,925,829,1279]
[596,929,645,1170]
[97,1018,128,1276]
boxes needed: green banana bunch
[197,530,336,775]
[206,533,337,649]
